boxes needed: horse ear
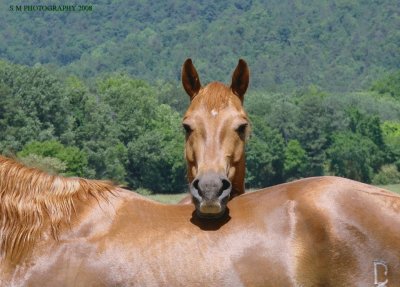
[230,59,249,102]
[182,59,201,100]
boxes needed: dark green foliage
[18,140,88,176]
[154,81,189,115]
[1,60,400,191]
[244,78,400,186]
[382,121,400,170]
[284,140,309,181]
[0,1,399,92]
[1,0,399,189]
[0,61,187,192]
[371,71,400,100]
[327,132,381,183]
[18,154,67,175]
[348,109,385,149]
[294,90,332,176]
[245,115,285,188]
[126,104,185,193]
[372,165,400,185]
[246,92,300,144]
[247,87,346,179]
[0,61,71,153]
[67,80,124,181]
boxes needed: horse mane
[0,155,115,263]
[194,82,240,111]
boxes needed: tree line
[1,60,399,193]
[1,0,399,93]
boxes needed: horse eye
[236,123,248,138]
[182,123,192,135]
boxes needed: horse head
[181,59,250,218]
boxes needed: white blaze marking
[211,109,218,117]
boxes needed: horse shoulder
[242,176,400,285]
[290,176,400,285]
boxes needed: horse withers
[181,59,250,218]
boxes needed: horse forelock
[0,156,115,263]
[193,82,241,111]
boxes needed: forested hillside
[0,0,399,91]
[0,1,399,193]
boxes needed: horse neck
[231,155,245,198]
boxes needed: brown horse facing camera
[1,155,400,286]
[180,59,250,218]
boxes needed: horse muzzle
[190,172,231,218]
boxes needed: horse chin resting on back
[180,59,250,218]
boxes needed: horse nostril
[192,176,231,199]
[193,179,200,191]
[222,179,231,191]
[218,179,231,197]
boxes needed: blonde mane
[0,156,115,263]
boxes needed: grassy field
[379,184,400,194]
[146,193,188,204]
[146,184,400,204]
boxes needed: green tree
[371,71,400,99]
[70,87,125,181]
[18,140,88,176]
[63,74,187,190]
[18,154,67,175]
[381,121,400,169]
[245,115,285,188]
[372,164,400,185]
[0,61,71,153]
[327,132,381,182]
[284,140,309,181]
[348,108,385,149]
[98,75,158,144]
[127,104,185,193]
[1,1,398,92]
[294,88,335,176]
